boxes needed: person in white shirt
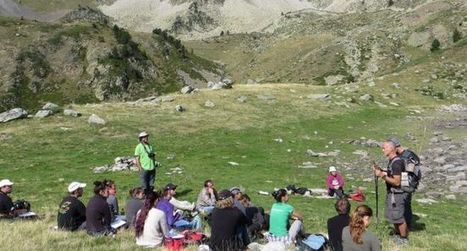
[135,191,169,248]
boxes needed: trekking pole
[375,172,379,225]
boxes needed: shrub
[453,28,462,43]
[430,38,441,52]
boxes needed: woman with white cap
[327,166,345,198]
[135,131,158,194]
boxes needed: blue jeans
[140,169,155,192]
[173,215,201,230]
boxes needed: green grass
[0,84,465,250]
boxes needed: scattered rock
[42,102,60,113]
[359,94,374,102]
[445,194,456,200]
[92,156,138,173]
[63,109,81,117]
[415,198,438,204]
[0,133,13,141]
[157,96,175,103]
[175,105,185,112]
[274,138,283,143]
[307,94,331,101]
[0,108,28,123]
[352,150,368,157]
[228,162,239,166]
[324,75,345,85]
[257,94,275,101]
[208,79,234,89]
[204,100,215,108]
[34,110,53,118]
[298,162,317,169]
[237,96,248,103]
[88,114,106,125]
[180,85,195,94]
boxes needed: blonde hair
[216,197,233,209]
[350,205,373,244]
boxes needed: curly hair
[134,191,159,237]
[216,197,233,209]
[349,205,373,244]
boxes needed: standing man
[0,179,15,218]
[373,140,409,246]
[390,138,420,230]
[135,131,157,194]
[57,181,87,231]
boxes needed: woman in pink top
[327,166,345,198]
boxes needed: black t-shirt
[209,207,249,251]
[86,195,112,233]
[0,192,14,216]
[386,157,404,191]
[327,214,350,251]
[57,195,86,231]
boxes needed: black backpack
[399,149,422,193]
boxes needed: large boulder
[88,114,106,125]
[0,108,28,123]
[42,102,60,113]
[63,109,82,117]
[35,110,53,118]
[180,85,195,94]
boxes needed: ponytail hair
[272,189,287,203]
[135,191,159,237]
[349,205,373,244]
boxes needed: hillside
[0,7,222,111]
[184,0,467,84]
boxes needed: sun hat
[0,179,14,187]
[68,182,86,193]
[138,131,149,138]
[329,166,337,172]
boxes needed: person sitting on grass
[157,183,201,230]
[135,191,169,248]
[196,179,218,215]
[327,198,351,251]
[86,181,115,236]
[125,187,144,229]
[240,193,268,241]
[57,181,87,231]
[327,166,345,198]
[209,189,250,251]
[268,188,305,245]
[342,204,381,251]
[0,179,19,218]
[104,179,119,218]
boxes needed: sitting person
[209,189,250,251]
[268,188,304,245]
[104,179,119,217]
[125,187,144,229]
[240,194,268,240]
[157,183,201,230]
[342,205,381,251]
[0,179,30,218]
[86,181,114,236]
[327,166,345,198]
[327,198,351,251]
[135,191,169,248]
[57,181,87,231]
[196,179,218,215]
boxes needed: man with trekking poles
[373,138,421,246]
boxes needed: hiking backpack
[399,149,422,193]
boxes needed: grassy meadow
[0,83,466,250]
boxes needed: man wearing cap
[157,183,201,230]
[0,179,15,217]
[326,166,345,198]
[391,137,420,230]
[57,182,87,231]
[135,131,158,193]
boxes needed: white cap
[329,166,337,172]
[138,131,149,138]
[0,179,14,187]
[68,182,86,193]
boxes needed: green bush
[430,38,441,52]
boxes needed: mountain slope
[0,8,222,111]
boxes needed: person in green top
[135,132,158,194]
[268,188,304,245]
